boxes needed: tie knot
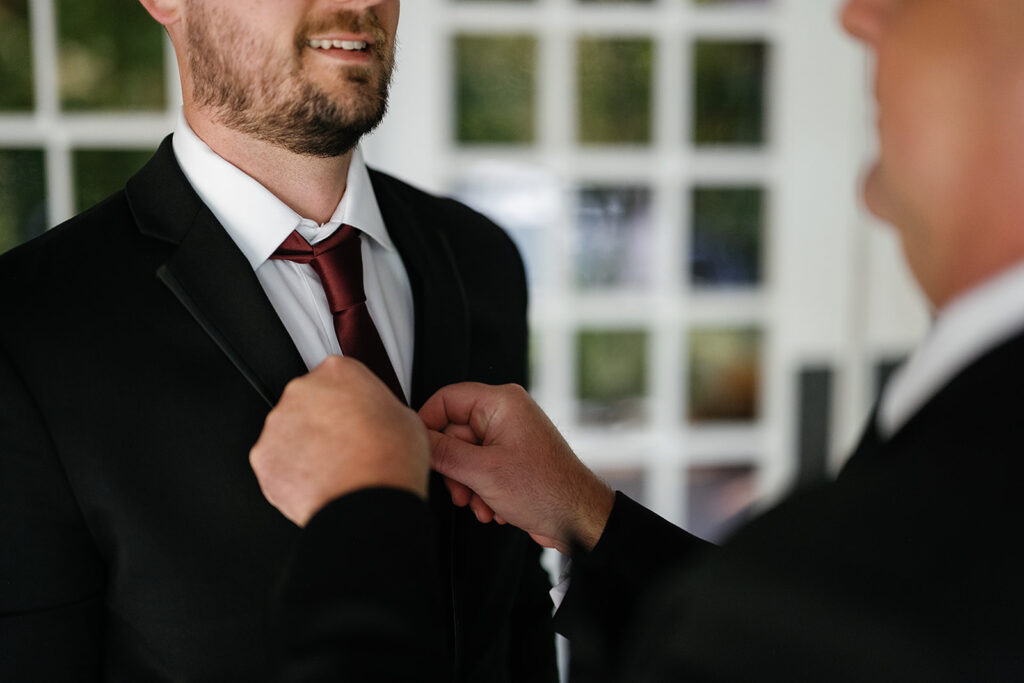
[271,226,365,312]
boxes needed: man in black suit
[248,0,1024,680]
[0,1,556,681]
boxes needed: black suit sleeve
[0,344,105,681]
[271,488,451,683]
[554,493,711,682]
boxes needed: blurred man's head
[842,0,1024,308]
[140,0,399,157]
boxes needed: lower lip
[307,46,374,64]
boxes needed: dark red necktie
[271,226,405,402]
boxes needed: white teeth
[308,39,368,51]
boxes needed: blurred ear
[138,0,182,27]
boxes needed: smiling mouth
[307,39,369,52]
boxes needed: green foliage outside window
[0,0,34,110]
[577,37,653,145]
[56,0,165,111]
[0,149,47,254]
[73,149,154,212]
[693,40,767,145]
[455,34,537,144]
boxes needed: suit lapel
[126,137,306,407]
[369,170,471,409]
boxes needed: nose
[840,0,883,44]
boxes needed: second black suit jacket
[0,137,557,682]
[559,326,1024,682]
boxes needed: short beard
[185,3,393,157]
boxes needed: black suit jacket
[265,326,1024,682]
[560,327,1024,682]
[0,137,556,682]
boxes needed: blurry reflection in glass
[688,327,762,422]
[691,186,764,288]
[574,185,653,290]
[577,328,649,426]
[452,162,560,291]
[687,463,757,543]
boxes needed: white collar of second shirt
[878,260,1024,439]
[170,109,394,270]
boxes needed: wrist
[567,477,615,552]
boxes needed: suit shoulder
[368,169,520,255]
[0,190,137,293]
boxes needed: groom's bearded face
[183,0,398,157]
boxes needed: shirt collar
[878,261,1024,439]
[171,109,393,270]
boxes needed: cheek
[876,58,977,224]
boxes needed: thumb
[428,429,488,490]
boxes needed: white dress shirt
[878,262,1024,439]
[171,111,414,402]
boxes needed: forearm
[271,488,451,682]
[553,493,712,675]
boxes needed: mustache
[296,10,389,50]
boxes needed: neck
[185,106,354,225]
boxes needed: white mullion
[45,139,73,227]
[28,0,73,228]
[28,0,58,119]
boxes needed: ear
[138,0,182,27]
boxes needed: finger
[495,514,507,525]
[427,429,489,490]
[419,382,497,435]
[443,422,480,446]
[469,494,494,524]
[443,475,473,507]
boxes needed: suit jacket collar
[126,136,310,407]
[369,169,470,409]
[124,136,471,410]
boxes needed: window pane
[452,163,558,290]
[0,0,34,110]
[690,186,764,287]
[693,40,767,145]
[577,37,653,145]
[577,329,649,425]
[454,34,537,144]
[57,0,165,111]
[687,463,757,542]
[73,149,153,213]
[688,327,762,422]
[0,149,47,254]
[575,185,653,290]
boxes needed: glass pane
[0,0,34,110]
[454,34,537,144]
[57,0,165,111]
[687,463,757,543]
[574,185,653,290]
[690,186,764,287]
[452,163,559,290]
[596,467,646,505]
[577,329,649,425]
[688,327,762,422]
[577,37,652,145]
[73,149,153,213]
[693,40,767,145]
[0,149,47,255]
